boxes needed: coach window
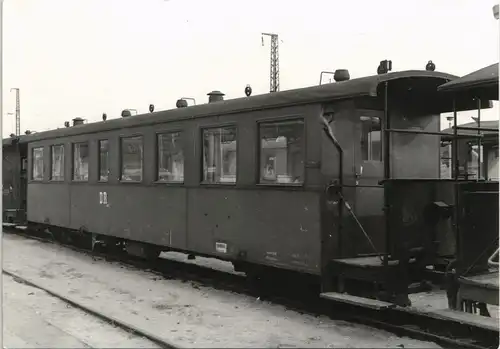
[202,126,237,184]
[98,140,109,181]
[73,143,89,181]
[259,119,304,184]
[157,132,184,182]
[121,136,143,182]
[467,144,485,180]
[32,147,44,181]
[360,116,382,161]
[50,145,65,181]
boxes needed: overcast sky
[2,0,499,136]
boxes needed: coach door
[321,105,359,259]
[351,110,386,256]
[20,155,28,217]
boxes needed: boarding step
[424,308,500,332]
[329,256,399,284]
[456,272,499,307]
[459,272,499,291]
[332,255,418,268]
[2,223,27,230]
[320,292,395,310]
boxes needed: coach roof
[3,135,28,146]
[20,70,457,143]
[438,63,498,93]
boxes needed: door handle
[355,165,363,185]
[355,165,363,178]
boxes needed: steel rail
[3,268,181,349]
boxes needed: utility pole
[261,32,280,93]
[10,88,20,136]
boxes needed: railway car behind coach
[2,136,28,223]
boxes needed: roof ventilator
[207,90,225,103]
[121,109,132,118]
[176,99,188,108]
[73,117,84,126]
[333,69,350,82]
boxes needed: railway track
[3,267,180,349]
[4,225,498,349]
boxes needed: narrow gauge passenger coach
[22,69,483,284]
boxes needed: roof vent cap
[334,69,350,82]
[72,117,84,126]
[207,90,225,103]
[176,99,188,108]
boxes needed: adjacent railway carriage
[4,67,497,307]
[2,136,27,223]
[437,63,499,315]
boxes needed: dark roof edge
[438,79,498,93]
[437,63,499,92]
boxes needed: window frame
[466,143,485,180]
[98,139,110,183]
[119,134,144,183]
[359,114,383,163]
[50,144,65,182]
[72,142,90,182]
[31,146,44,181]
[155,130,185,184]
[256,116,306,187]
[440,140,453,179]
[200,123,238,185]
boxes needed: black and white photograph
[0,0,499,348]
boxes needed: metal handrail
[487,248,499,268]
[385,128,484,138]
[453,126,499,133]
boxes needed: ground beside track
[3,273,159,348]
[3,232,442,348]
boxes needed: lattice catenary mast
[261,32,280,93]
[10,88,20,136]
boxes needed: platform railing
[381,127,485,263]
[378,88,497,304]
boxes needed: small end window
[202,127,237,184]
[98,140,109,182]
[121,136,143,182]
[73,143,89,181]
[51,145,65,181]
[32,147,44,181]
[157,132,184,183]
[360,116,381,161]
